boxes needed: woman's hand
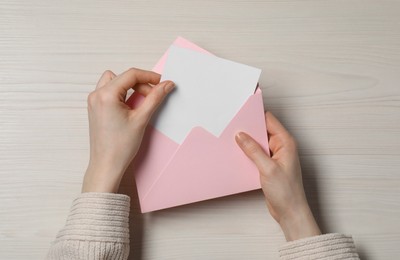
[235,112,321,241]
[82,68,175,193]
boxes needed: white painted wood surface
[1,0,399,259]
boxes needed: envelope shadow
[150,188,266,215]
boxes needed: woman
[47,68,360,259]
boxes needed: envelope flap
[153,37,211,74]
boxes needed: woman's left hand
[82,68,175,193]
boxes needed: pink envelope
[126,37,269,213]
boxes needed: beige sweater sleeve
[47,193,359,260]
[279,233,360,259]
[46,192,130,260]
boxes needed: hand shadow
[300,155,366,260]
[118,161,145,260]
[299,155,329,235]
[296,135,365,259]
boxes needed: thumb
[136,80,175,120]
[235,132,274,172]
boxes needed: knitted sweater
[47,193,359,259]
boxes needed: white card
[151,45,261,144]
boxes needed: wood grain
[1,0,399,259]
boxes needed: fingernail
[164,81,175,93]
[235,132,247,144]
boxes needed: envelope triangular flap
[141,89,267,212]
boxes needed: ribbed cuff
[279,233,359,260]
[55,192,131,244]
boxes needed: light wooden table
[1,0,399,259]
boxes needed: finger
[235,132,274,171]
[265,111,291,138]
[110,67,161,93]
[125,83,153,103]
[265,112,297,154]
[135,80,175,121]
[134,83,153,96]
[96,70,116,89]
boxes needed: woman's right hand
[235,112,321,241]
